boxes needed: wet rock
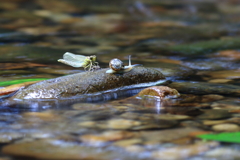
[78,121,96,128]
[211,99,240,110]
[200,94,224,103]
[0,132,23,143]
[163,105,202,116]
[124,145,145,153]
[80,131,135,145]
[137,86,180,99]
[208,79,233,83]
[22,111,62,122]
[72,103,104,110]
[204,147,240,159]
[153,63,196,80]
[168,82,240,96]
[139,128,203,144]
[10,67,166,100]
[151,141,219,160]
[198,70,240,80]
[106,119,141,129]
[180,121,208,129]
[217,50,240,60]
[113,138,143,147]
[131,119,178,130]
[212,123,240,132]
[203,119,230,126]
[2,139,138,160]
[197,109,231,120]
[166,37,240,55]
[154,114,191,121]
[182,58,240,70]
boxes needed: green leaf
[197,132,240,143]
[0,78,49,87]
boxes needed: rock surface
[10,67,166,100]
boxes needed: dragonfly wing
[63,52,86,62]
[58,59,85,68]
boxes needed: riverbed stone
[131,119,178,130]
[80,131,135,145]
[168,82,240,96]
[197,109,231,120]
[137,86,180,99]
[166,37,240,55]
[212,123,240,132]
[204,147,240,159]
[151,141,219,160]
[217,50,240,60]
[2,139,138,160]
[153,63,196,80]
[139,127,203,145]
[211,99,240,110]
[113,138,143,147]
[0,132,23,143]
[198,69,240,80]
[106,119,141,129]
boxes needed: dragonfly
[58,52,99,71]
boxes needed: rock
[211,99,240,110]
[154,114,191,121]
[198,70,240,80]
[78,121,96,128]
[10,67,166,101]
[113,138,143,147]
[2,139,138,160]
[208,79,233,83]
[204,147,240,159]
[181,120,209,129]
[137,86,180,99]
[80,131,135,145]
[153,63,196,80]
[166,37,240,55]
[151,141,219,159]
[106,119,141,129]
[203,120,230,126]
[139,128,203,145]
[168,82,240,96]
[0,132,23,143]
[124,145,145,153]
[201,94,224,103]
[197,109,231,120]
[182,58,239,70]
[22,111,61,122]
[212,123,240,132]
[217,50,240,60]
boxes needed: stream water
[0,0,240,160]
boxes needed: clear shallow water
[0,0,240,159]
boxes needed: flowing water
[0,0,240,159]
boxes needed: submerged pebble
[212,123,240,132]
[168,82,240,96]
[197,109,231,120]
[137,86,180,100]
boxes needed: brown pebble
[212,123,240,132]
[137,86,180,99]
